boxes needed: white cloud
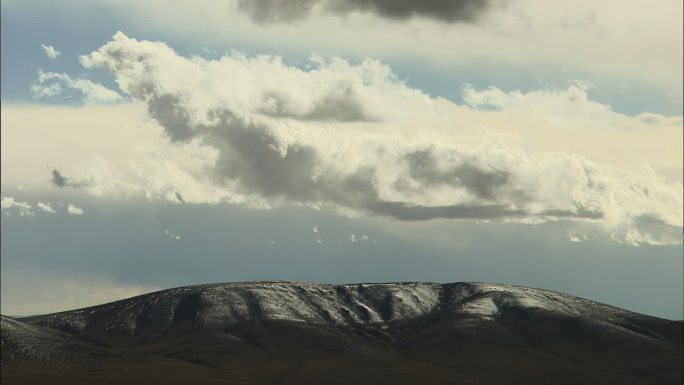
[86,0,681,112]
[67,203,84,215]
[461,84,683,181]
[37,202,56,213]
[1,103,227,203]
[40,44,61,60]
[3,32,681,245]
[350,233,370,243]
[30,81,62,97]
[313,225,322,244]
[75,33,683,244]
[567,232,588,243]
[1,196,28,210]
[30,70,123,104]
[0,196,35,217]
[164,229,181,240]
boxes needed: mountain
[2,281,682,384]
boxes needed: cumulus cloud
[31,70,123,104]
[41,44,60,60]
[53,32,681,245]
[238,0,495,23]
[1,196,35,217]
[67,204,84,216]
[37,202,56,214]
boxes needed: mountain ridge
[2,281,682,385]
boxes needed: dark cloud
[145,92,603,222]
[150,95,504,220]
[207,114,321,201]
[334,0,493,23]
[50,168,93,189]
[238,0,318,23]
[51,169,68,188]
[147,94,196,142]
[148,96,321,202]
[148,94,602,221]
[174,192,186,203]
[402,149,509,200]
[369,201,526,221]
[540,208,603,220]
[304,87,370,121]
[238,0,495,24]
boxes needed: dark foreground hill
[1,281,682,384]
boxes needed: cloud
[30,70,123,104]
[40,44,61,60]
[14,32,679,245]
[37,202,56,214]
[50,168,93,188]
[174,191,186,203]
[238,0,495,23]
[1,196,29,210]
[16,0,680,120]
[350,233,371,243]
[313,224,322,243]
[67,204,84,215]
[0,196,35,217]
[567,232,588,243]
[51,168,68,187]
[164,229,181,240]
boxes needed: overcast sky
[1,0,682,319]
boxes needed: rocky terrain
[2,281,682,384]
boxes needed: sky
[1,0,682,319]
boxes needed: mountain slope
[2,281,682,385]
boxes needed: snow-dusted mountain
[2,281,682,385]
